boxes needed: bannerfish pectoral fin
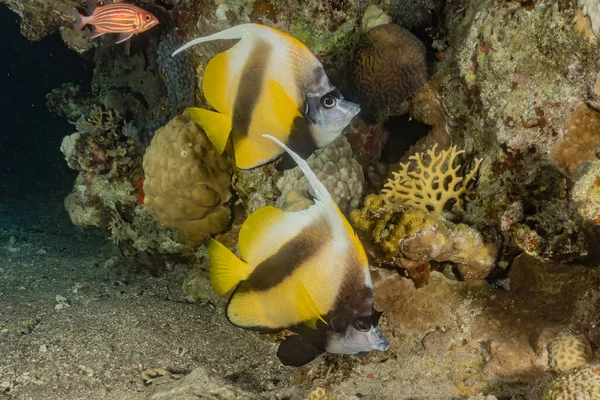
[267,79,301,129]
[296,283,327,328]
[186,107,232,155]
[115,32,133,44]
[202,51,230,115]
[277,334,324,367]
[232,80,302,169]
[208,239,254,296]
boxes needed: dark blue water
[0,4,93,200]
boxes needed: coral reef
[582,0,600,39]
[143,112,232,248]
[351,194,499,281]
[276,137,364,215]
[390,0,445,31]
[571,160,600,224]
[551,103,600,177]
[9,0,600,397]
[548,330,594,373]
[375,254,600,388]
[542,365,600,400]
[382,144,482,216]
[354,23,430,112]
[232,164,281,215]
[61,107,141,229]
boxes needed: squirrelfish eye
[145,15,151,21]
[321,95,336,109]
[354,318,371,332]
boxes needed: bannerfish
[208,134,389,366]
[172,24,360,169]
[70,0,159,44]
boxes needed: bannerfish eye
[321,95,336,109]
[354,318,371,332]
[145,15,151,21]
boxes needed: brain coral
[276,136,364,214]
[143,112,232,248]
[354,23,430,110]
[549,330,594,373]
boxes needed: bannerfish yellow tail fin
[202,51,230,114]
[296,283,327,329]
[208,239,253,296]
[186,107,232,155]
[233,80,302,169]
[172,23,258,56]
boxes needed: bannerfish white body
[173,24,360,169]
[207,135,388,366]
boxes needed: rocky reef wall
[4,0,600,398]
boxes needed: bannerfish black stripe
[231,39,272,136]
[278,116,318,170]
[245,221,330,291]
[328,251,374,331]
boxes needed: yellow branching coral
[382,144,482,216]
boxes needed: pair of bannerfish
[72,1,389,366]
[176,25,389,366]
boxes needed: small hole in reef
[379,114,432,164]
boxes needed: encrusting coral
[382,144,482,216]
[143,111,232,248]
[351,194,499,281]
[548,330,594,373]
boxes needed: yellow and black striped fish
[208,135,388,366]
[173,24,360,169]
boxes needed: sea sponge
[549,330,594,373]
[542,365,600,400]
[143,112,232,248]
[382,144,482,216]
[276,137,364,215]
[354,23,430,110]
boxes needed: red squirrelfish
[70,0,159,44]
